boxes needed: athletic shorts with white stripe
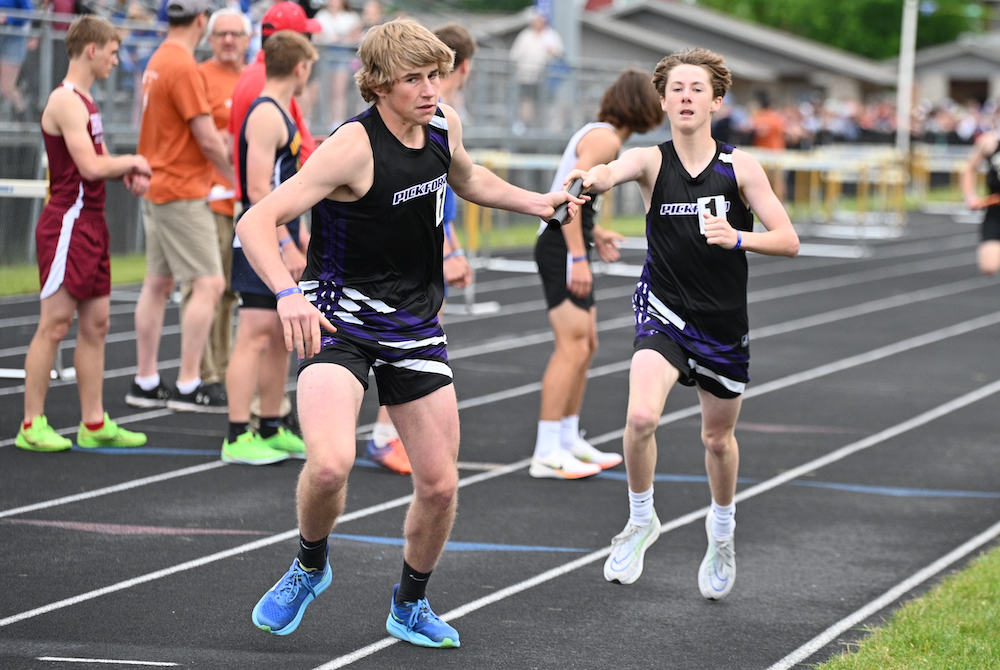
[35,203,110,301]
[632,281,749,399]
[298,281,453,406]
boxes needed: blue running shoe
[252,558,332,635]
[385,583,460,648]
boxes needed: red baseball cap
[261,2,321,37]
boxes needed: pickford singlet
[640,140,754,322]
[303,105,451,342]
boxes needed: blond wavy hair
[354,19,454,103]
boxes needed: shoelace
[400,598,433,628]
[612,522,647,545]
[277,565,317,604]
[714,538,735,570]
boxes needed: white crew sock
[175,377,202,396]
[534,420,562,459]
[628,486,655,526]
[711,501,736,540]
[134,374,161,391]
[371,421,399,448]
[559,415,581,450]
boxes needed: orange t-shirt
[752,108,787,150]
[138,41,213,204]
[198,59,241,217]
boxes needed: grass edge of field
[814,543,1000,669]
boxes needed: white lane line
[4,310,998,630]
[0,460,529,629]
[0,461,226,519]
[312,380,1000,669]
[37,657,179,666]
[767,517,1000,670]
[583,310,1000,449]
[4,300,997,522]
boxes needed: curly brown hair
[651,48,731,101]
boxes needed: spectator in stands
[0,0,33,119]
[126,0,235,413]
[313,0,359,131]
[750,92,787,201]
[509,8,562,134]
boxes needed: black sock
[227,422,249,443]
[259,416,282,439]
[296,535,328,571]
[395,560,432,604]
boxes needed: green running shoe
[262,426,306,459]
[222,431,289,465]
[15,415,72,452]
[77,413,147,448]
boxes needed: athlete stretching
[568,48,799,598]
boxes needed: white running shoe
[529,447,602,479]
[603,512,661,584]
[698,512,736,600]
[568,433,623,469]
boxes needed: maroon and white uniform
[37,82,111,300]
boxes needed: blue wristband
[444,249,465,260]
[279,236,293,249]
[733,231,742,251]
[571,254,588,263]
[275,287,303,300]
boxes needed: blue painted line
[791,480,1000,499]
[599,471,999,499]
[71,446,221,456]
[332,533,587,553]
[598,471,758,484]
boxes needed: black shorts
[232,247,274,307]
[983,206,1000,242]
[635,332,745,400]
[298,333,453,406]
[535,228,594,310]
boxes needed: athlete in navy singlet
[236,20,584,645]
[223,31,316,467]
[961,128,1000,274]
[567,48,799,600]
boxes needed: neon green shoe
[15,415,72,452]
[77,413,147,448]
[222,431,290,465]
[262,426,306,460]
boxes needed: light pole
[895,0,918,155]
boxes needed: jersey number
[435,186,446,227]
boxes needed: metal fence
[0,11,659,267]
[0,11,982,268]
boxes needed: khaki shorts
[143,198,223,281]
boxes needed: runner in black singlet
[235,19,584,646]
[567,48,799,600]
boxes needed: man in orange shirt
[178,7,251,402]
[126,0,236,413]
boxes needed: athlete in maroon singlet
[15,16,153,453]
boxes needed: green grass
[477,214,648,251]
[815,545,1000,670]
[0,253,147,297]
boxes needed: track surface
[2,212,999,669]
